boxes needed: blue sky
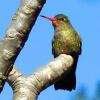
[0,0,100,99]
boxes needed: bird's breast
[52,29,81,56]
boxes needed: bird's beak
[40,15,58,26]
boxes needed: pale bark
[0,0,46,93]
[8,54,73,100]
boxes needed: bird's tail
[54,72,76,91]
[54,55,78,91]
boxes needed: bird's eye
[58,18,64,21]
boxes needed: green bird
[40,14,82,91]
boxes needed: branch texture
[8,54,73,100]
[0,0,46,93]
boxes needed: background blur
[0,0,100,99]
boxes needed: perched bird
[40,14,82,91]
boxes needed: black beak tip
[40,15,45,18]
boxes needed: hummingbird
[40,14,82,91]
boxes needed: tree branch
[8,54,73,100]
[0,0,46,93]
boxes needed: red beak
[40,15,57,21]
[40,15,58,26]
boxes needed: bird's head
[40,14,69,27]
